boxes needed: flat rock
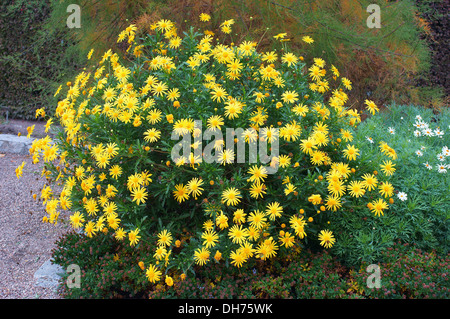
[34,259,65,289]
[0,134,34,155]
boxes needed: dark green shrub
[353,241,450,299]
[53,231,449,299]
[0,0,83,120]
[53,231,153,299]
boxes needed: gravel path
[0,119,48,138]
[0,152,69,299]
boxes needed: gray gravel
[0,152,69,299]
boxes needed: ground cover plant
[16,15,449,299]
[328,104,450,265]
[52,231,449,299]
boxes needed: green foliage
[329,104,450,266]
[185,0,436,106]
[35,17,397,278]
[0,0,83,119]
[414,0,449,99]
[53,232,449,299]
[1,0,441,119]
[288,251,349,298]
[12,2,447,300]
[45,0,157,59]
[44,0,438,113]
[354,242,450,299]
[53,231,153,299]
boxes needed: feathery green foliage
[0,0,83,119]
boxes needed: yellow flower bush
[24,17,398,279]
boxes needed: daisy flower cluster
[19,17,397,284]
[412,115,449,173]
[413,115,445,138]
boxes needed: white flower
[437,164,447,173]
[415,150,423,157]
[417,121,429,130]
[422,128,434,137]
[423,162,432,170]
[434,128,444,138]
[414,118,427,129]
[366,136,374,144]
[397,192,407,201]
[413,130,421,137]
[442,146,450,157]
[388,127,395,135]
[415,115,422,121]
[437,153,446,162]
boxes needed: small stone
[34,259,65,289]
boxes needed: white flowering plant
[331,104,450,264]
